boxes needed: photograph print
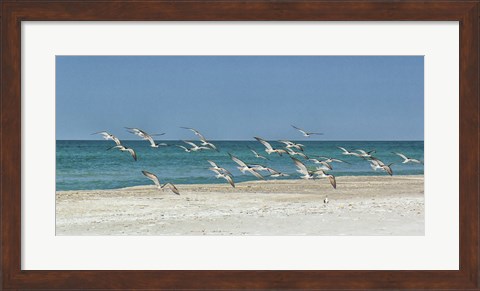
[56,56,424,235]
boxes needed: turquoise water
[56,140,424,191]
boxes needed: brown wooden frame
[1,0,479,290]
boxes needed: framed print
[1,0,479,290]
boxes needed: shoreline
[57,174,424,193]
[56,175,424,236]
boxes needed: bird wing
[357,149,367,155]
[176,145,189,151]
[383,165,393,176]
[229,154,247,167]
[393,152,408,160]
[204,142,217,150]
[111,135,122,145]
[337,146,349,153]
[291,125,307,135]
[291,157,309,175]
[209,167,221,175]
[162,183,180,195]
[127,148,137,161]
[369,159,380,167]
[320,161,333,170]
[254,137,273,150]
[144,135,156,146]
[328,175,337,189]
[207,160,218,168]
[220,167,232,176]
[91,131,112,139]
[183,140,198,148]
[248,169,265,180]
[224,175,235,188]
[107,145,123,151]
[278,140,292,146]
[125,127,143,136]
[181,127,206,141]
[141,170,160,187]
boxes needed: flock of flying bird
[92,125,423,196]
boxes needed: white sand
[56,175,424,236]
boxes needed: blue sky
[56,56,424,141]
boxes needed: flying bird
[291,125,324,137]
[107,144,137,161]
[313,169,337,189]
[91,131,121,146]
[247,146,269,160]
[125,127,166,148]
[338,146,363,157]
[290,157,315,180]
[279,140,305,151]
[369,158,394,176]
[254,137,288,156]
[229,153,265,180]
[266,168,289,178]
[285,148,309,159]
[308,158,333,170]
[207,160,232,176]
[249,164,273,172]
[317,156,350,164]
[182,141,211,152]
[181,127,217,151]
[176,145,191,152]
[392,152,423,164]
[356,149,376,158]
[141,170,180,195]
[209,168,235,188]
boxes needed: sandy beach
[56,175,424,236]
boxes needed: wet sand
[56,175,424,236]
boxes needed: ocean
[56,140,424,191]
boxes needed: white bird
[107,144,137,161]
[266,168,289,178]
[248,146,269,160]
[181,127,217,151]
[392,152,423,164]
[338,146,362,157]
[249,164,272,172]
[315,165,332,172]
[369,158,393,176]
[92,131,121,146]
[324,196,329,204]
[278,140,305,151]
[356,149,376,158]
[313,169,337,189]
[308,158,333,170]
[209,168,235,188]
[317,156,349,164]
[285,148,309,159]
[291,125,324,137]
[254,137,288,156]
[125,127,166,148]
[176,145,191,152]
[141,170,180,195]
[290,157,315,180]
[229,153,265,180]
[207,160,232,176]
[182,141,210,152]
